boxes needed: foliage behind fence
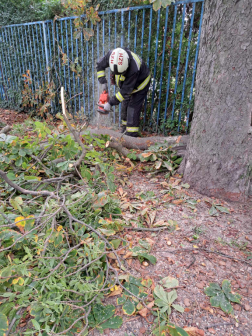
[0,0,204,134]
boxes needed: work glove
[97,101,111,114]
[103,102,111,112]
[101,83,108,93]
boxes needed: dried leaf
[184,327,205,336]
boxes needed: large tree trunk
[182,0,252,201]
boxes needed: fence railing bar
[128,11,131,48]
[0,33,9,101]
[186,0,204,131]
[7,27,18,92]
[121,11,124,47]
[91,22,95,118]
[28,25,36,92]
[35,25,42,84]
[163,5,177,129]
[31,25,39,88]
[86,22,91,116]
[80,30,86,115]
[150,9,161,124]
[157,6,170,130]
[178,2,196,132]
[140,9,145,58]
[65,20,71,98]
[42,22,50,84]
[39,24,46,83]
[56,22,61,90]
[134,11,138,53]
[2,29,15,102]
[103,14,105,56]
[97,21,100,98]
[143,7,153,126]
[171,4,186,121]
[69,20,76,112]
[14,26,23,80]
[60,21,67,91]
[114,13,117,124]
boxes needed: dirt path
[94,171,252,336]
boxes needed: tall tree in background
[182,0,252,201]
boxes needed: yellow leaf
[34,235,38,243]
[193,245,199,249]
[38,133,42,138]
[18,278,24,286]
[15,216,26,228]
[12,278,19,284]
[57,225,63,232]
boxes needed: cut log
[85,128,189,154]
[0,125,12,135]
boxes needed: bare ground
[94,171,252,336]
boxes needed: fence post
[42,22,50,83]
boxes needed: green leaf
[99,316,123,330]
[137,253,157,264]
[168,323,189,336]
[0,312,8,336]
[10,196,23,213]
[222,280,231,295]
[167,290,177,304]
[210,292,233,313]
[161,276,179,289]
[129,276,142,287]
[98,228,116,236]
[225,292,241,304]
[122,300,135,316]
[204,283,222,297]
[92,303,115,325]
[7,172,16,180]
[215,205,230,214]
[31,319,41,330]
[24,176,40,181]
[172,304,184,313]
[110,239,121,249]
[117,295,127,305]
[152,0,161,11]
[209,206,218,216]
[219,296,233,314]
[154,285,168,303]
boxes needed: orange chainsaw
[97,91,110,114]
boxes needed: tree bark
[182,0,252,201]
[85,128,189,152]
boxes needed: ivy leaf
[0,312,8,336]
[122,299,136,316]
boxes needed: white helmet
[109,48,129,74]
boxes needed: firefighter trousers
[121,81,150,136]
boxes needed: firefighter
[96,47,151,137]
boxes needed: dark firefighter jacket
[96,48,150,106]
